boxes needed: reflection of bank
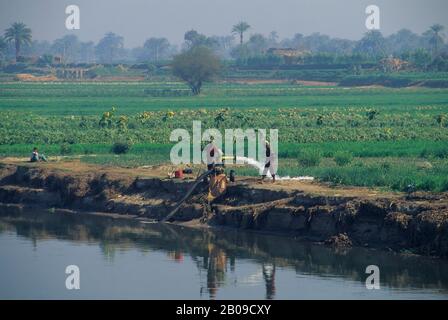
[3,209,448,298]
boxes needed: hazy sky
[0,0,447,47]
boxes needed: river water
[0,209,447,300]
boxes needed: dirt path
[0,157,398,199]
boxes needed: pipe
[161,169,213,222]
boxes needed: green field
[0,81,447,192]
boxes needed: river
[0,209,447,299]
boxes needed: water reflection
[1,209,448,299]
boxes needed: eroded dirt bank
[1,161,447,258]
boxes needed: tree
[209,35,235,58]
[4,22,32,60]
[37,54,54,66]
[429,53,448,71]
[95,32,124,63]
[51,35,79,63]
[171,46,220,95]
[79,41,95,63]
[247,34,268,56]
[425,24,445,56]
[184,30,216,49]
[232,22,251,45]
[143,37,170,62]
[230,44,250,61]
[287,33,304,49]
[268,31,279,47]
[410,48,432,70]
[23,40,51,57]
[386,29,420,55]
[0,37,6,60]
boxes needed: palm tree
[232,22,251,45]
[0,37,6,59]
[4,22,32,61]
[426,24,445,56]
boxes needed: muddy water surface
[0,209,447,299]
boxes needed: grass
[1,82,448,115]
[1,141,447,160]
[0,81,447,192]
[234,157,448,192]
[1,141,447,192]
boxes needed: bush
[334,151,353,166]
[298,150,321,167]
[422,80,448,88]
[339,75,415,88]
[435,149,448,159]
[3,63,28,73]
[112,141,131,154]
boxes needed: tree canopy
[4,22,32,60]
[171,46,221,95]
[95,32,124,63]
[232,22,251,45]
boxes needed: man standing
[261,141,276,183]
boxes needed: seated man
[30,147,48,162]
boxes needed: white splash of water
[236,156,265,172]
[235,156,314,181]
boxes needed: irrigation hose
[161,169,213,222]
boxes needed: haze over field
[0,0,447,46]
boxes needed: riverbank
[0,159,447,258]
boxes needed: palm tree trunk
[240,32,243,45]
[15,39,20,61]
[434,32,439,56]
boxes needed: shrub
[112,141,131,154]
[334,151,353,166]
[298,150,321,167]
[60,143,72,155]
[3,63,28,73]
[366,109,378,121]
[339,75,415,88]
[422,79,448,88]
[435,149,448,159]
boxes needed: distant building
[378,56,409,72]
[266,48,311,64]
[267,48,309,57]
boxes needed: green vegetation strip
[0,82,447,192]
